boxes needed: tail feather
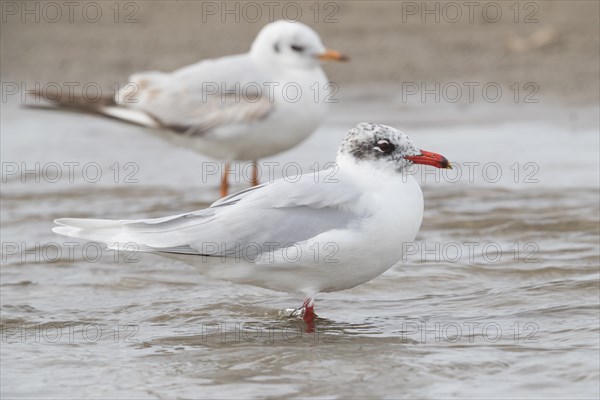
[52,218,126,244]
[54,218,124,229]
[25,89,161,129]
[52,218,179,253]
[98,106,161,128]
[28,88,116,110]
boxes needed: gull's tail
[52,213,201,255]
[24,87,161,129]
[53,218,136,250]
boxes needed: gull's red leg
[301,298,316,331]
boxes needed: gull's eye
[290,44,305,53]
[375,139,394,154]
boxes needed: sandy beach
[1,1,599,103]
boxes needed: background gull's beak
[405,149,452,169]
[318,49,349,62]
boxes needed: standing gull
[33,20,348,196]
[53,122,452,326]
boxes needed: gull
[32,20,348,196]
[53,122,451,326]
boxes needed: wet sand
[2,96,599,398]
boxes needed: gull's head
[337,122,452,174]
[251,20,348,69]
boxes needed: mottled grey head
[337,122,451,173]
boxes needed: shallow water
[1,97,599,398]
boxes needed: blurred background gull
[1,1,599,399]
[2,1,598,193]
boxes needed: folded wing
[120,54,274,136]
[54,170,363,259]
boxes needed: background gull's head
[251,20,347,69]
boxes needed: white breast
[255,166,424,295]
[306,172,424,293]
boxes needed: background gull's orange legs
[220,162,230,198]
[251,160,260,187]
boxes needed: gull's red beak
[405,150,452,169]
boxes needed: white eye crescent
[375,140,393,153]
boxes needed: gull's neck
[249,49,323,74]
[335,153,417,190]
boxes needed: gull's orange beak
[405,150,452,169]
[318,49,349,62]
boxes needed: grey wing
[148,91,273,137]
[120,171,362,258]
[123,54,274,136]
